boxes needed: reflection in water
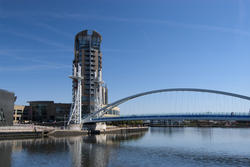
[0,132,146,167]
[150,127,214,141]
[150,126,184,135]
[1,128,250,167]
[0,141,12,167]
[79,132,146,167]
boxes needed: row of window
[106,110,120,115]
[78,42,100,48]
[13,110,23,115]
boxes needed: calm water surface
[1,127,250,167]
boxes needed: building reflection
[150,127,185,136]
[0,132,146,167]
[70,132,146,167]
[0,140,12,167]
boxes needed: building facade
[13,105,25,124]
[0,89,15,126]
[26,101,71,123]
[102,105,120,117]
[73,30,108,115]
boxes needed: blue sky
[0,0,250,106]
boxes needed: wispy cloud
[10,31,68,48]
[0,48,72,53]
[173,22,250,37]
[47,12,250,37]
[0,28,69,48]
[0,64,70,72]
[2,9,250,38]
[34,22,74,38]
[0,51,71,72]
[102,48,143,53]
[239,0,247,26]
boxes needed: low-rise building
[13,105,25,124]
[0,89,16,126]
[12,101,119,124]
[102,105,120,117]
[27,101,71,123]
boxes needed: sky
[0,0,250,107]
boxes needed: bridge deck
[88,114,250,123]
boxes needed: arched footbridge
[83,88,250,123]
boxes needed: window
[0,108,5,121]
[17,110,22,114]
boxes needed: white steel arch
[83,88,250,123]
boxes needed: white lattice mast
[94,70,104,117]
[67,64,83,125]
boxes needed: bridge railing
[95,112,250,119]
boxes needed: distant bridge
[83,88,250,123]
[90,113,250,123]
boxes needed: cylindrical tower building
[73,30,103,115]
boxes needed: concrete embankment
[101,126,149,134]
[0,125,54,139]
[48,130,88,137]
[48,127,149,136]
[0,131,44,139]
[0,125,149,139]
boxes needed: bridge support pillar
[68,124,82,131]
[83,122,106,133]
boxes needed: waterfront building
[26,101,71,123]
[13,105,25,124]
[102,105,120,117]
[73,30,108,115]
[0,89,16,126]
[21,106,31,122]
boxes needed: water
[1,127,250,167]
